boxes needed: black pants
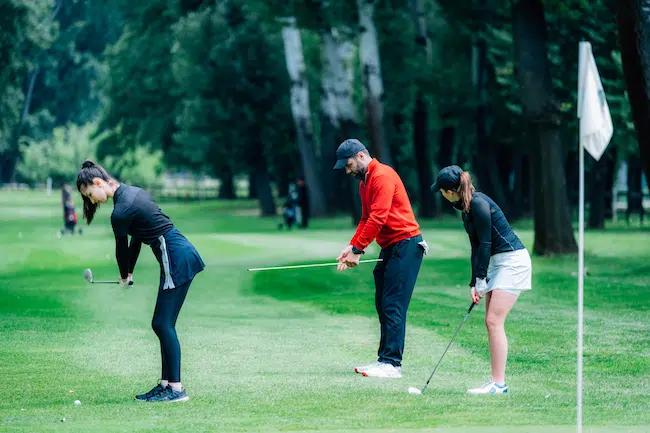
[373,235,424,367]
[151,279,191,383]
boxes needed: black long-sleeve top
[110,184,174,279]
[454,192,525,287]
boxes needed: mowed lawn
[1,189,649,433]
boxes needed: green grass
[1,189,649,433]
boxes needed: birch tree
[357,0,392,166]
[281,16,328,217]
[410,0,436,217]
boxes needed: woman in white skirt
[431,165,532,394]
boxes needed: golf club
[247,258,383,272]
[408,301,477,395]
[83,268,133,285]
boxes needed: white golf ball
[408,387,422,395]
[74,400,81,406]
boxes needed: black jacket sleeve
[114,234,130,279]
[111,209,133,280]
[470,197,492,284]
[128,237,142,274]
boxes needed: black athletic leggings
[151,279,191,383]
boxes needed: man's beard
[352,161,367,180]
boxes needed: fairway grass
[1,190,649,432]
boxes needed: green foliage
[102,145,165,187]
[170,0,295,176]
[16,122,98,185]
[98,0,180,156]
[0,0,54,152]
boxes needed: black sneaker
[135,383,166,401]
[146,386,189,403]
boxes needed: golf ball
[74,400,81,406]
[408,387,422,395]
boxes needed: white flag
[577,41,613,161]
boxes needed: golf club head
[408,387,422,395]
[83,268,93,283]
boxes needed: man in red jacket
[334,139,428,379]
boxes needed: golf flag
[575,41,614,433]
[578,41,613,160]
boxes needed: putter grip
[468,302,477,313]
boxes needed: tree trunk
[512,0,577,255]
[627,157,645,222]
[471,36,509,214]
[253,164,277,217]
[410,0,436,218]
[357,0,392,166]
[615,0,650,182]
[334,32,364,223]
[588,157,607,229]
[218,167,236,200]
[1,66,40,183]
[438,113,456,215]
[248,171,257,199]
[320,27,343,214]
[281,17,328,217]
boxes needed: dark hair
[76,159,115,224]
[457,171,475,213]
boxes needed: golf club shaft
[420,302,476,393]
[92,280,119,284]
[247,258,383,272]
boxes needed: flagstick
[577,124,585,433]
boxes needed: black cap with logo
[333,139,367,170]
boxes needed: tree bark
[218,167,236,200]
[281,17,328,217]
[588,157,607,229]
[1,66,40,183]
[615,0,650,182]
[248,171,257,199]
[627,157,645,222]
[332,30,363,223]
[320,27,343,214]
[357,0,392,166]
[252,164,277,217]
[438,113,456,214]
[512,0,577,255]
[471,36,509,214]
[410,0,436,218]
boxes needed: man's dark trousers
[373,234,424,367]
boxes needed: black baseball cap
[430,165,463,193]
[333,139,367,169]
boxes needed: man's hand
[344,253,361,269]
[337,245,353,262]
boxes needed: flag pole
[577,115,585,433]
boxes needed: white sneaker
[361,362,402,378]
[467,381,508,395]
[354,362,380,374]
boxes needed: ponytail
[457,171,475,212]
[76,159,115,224]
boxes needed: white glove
[474,277,489,298]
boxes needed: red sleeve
[350,183,368,246]
[353,174,394,250]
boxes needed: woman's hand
[471,287,481,304]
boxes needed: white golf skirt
[486,248,532,296]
